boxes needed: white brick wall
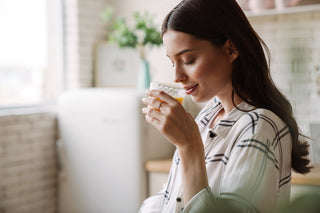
[64,0,110,89]
[248,9,320,135]
[0,112,58,213]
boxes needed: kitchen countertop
[146,159,320,186]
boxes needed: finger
[146,89,176,105]
[141,97,163,110]
[142,106,163,118]
[145,114,161,126]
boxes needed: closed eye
[183,58,195,65]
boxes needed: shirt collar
[202,100,255,138]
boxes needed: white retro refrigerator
[56,88,175,213]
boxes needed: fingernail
[142,97,147,103]
[145,89,150,94]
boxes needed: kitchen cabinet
[145,159,172,196]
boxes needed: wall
[64,0,110,89]
[248,9,320,135]
[0,111,58,213]
[65,0,181,87]
[248,9,320,164]
[109,0,181,83]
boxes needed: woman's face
[163,30,238,103]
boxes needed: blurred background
[0,0,319,212]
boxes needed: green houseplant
[101,7,162,89]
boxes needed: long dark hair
[161,0,311,174]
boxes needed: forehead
[163,30,218,58]
[163,30,203,55]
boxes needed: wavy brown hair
[161,0,311,174]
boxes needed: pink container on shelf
[248,0,275,13]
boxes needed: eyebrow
[167,49,195,58]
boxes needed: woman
[140,0,311,212]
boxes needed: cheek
[190,60,214,80]
[204,56,232,81]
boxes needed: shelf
[245,4,320,17]
[146,159,320,186]
[292,165,320,186]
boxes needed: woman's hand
[141,89,202,150]
[142,89,209,203]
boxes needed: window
[0,0,63,107]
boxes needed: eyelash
[170,58,195,68]
[183,59,195,65]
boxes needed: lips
[184,84,198,95]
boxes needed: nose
[174,66,187,83]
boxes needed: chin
[190,95,212,103]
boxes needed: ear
[225,39,239,63]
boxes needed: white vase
[275,0,301,10]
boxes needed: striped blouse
[139,98,292,213]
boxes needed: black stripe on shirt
[164,178,171,203]
[201,108,222,127]
[259,114,279,145]
[258,114,286,175]
[175,153,180,165]
[201,120,208,126]
[216,120,237,127]
[205,153,229,165]
[237,139,279,170]
[220,120,237,124]
[212,153,229,159]
[204,103,221,117]
[238,112,260,137]
[256,114,288,151]
[240,139,278,163]
[231,112,286,154]
[279,173,291,188]
[273,127,290,150]
[217,123,235,127]
[197,102,222,126]
[207,158,227,165]
[197,102,221,119]
[248,112,258,134]
[230,119,259,151]
[279,178,291,188]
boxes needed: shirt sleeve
[220,133,281,213]
[182,187,215,213]
[182,187,245,213]
[183,133,282,213]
